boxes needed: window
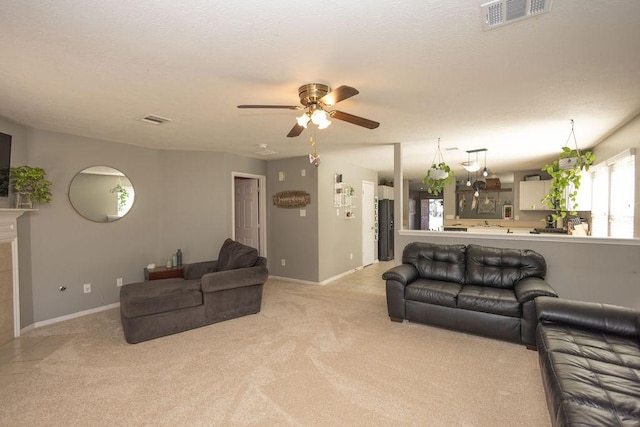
[591,149,635,238]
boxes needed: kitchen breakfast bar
[394,228,640,310]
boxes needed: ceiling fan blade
[237,105,301,110]
[320,85,359,106]
[287,123,305,138]
[329,110,380,129]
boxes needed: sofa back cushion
[217,238,259,271]
[465,244,546,289]
[402,242,467,284]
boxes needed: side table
[144,265,184,281]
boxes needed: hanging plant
[542,120,595,220]
[110,183,129,210]
[422,138,455,196]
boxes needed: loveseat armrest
[514,277,557,304]
[382,264,419,286]
[183,261,218,280]
[536,296,640,338]
[201,265,268,293]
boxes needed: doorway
[362,180,375,266]
[232,173,267,256]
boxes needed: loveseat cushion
[465,244,546,289]
[457,285,521,317]
[402,242,466,284]
[120,279,202,318]
[537,323,640,426]
[217,238,258,271]
[405,279,462,308]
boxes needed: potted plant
[9,166,53,208]
[422,162,454,196]
[542,137,595,222]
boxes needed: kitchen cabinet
[519,173,592,212]
[519,180,552,211]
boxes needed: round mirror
[69,166,135,222]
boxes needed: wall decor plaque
[273,191,311,208]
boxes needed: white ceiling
[1,1,639,186]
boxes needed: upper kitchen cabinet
[519,171,592,212]
[519,180,552,211]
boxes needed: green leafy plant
[110,183,129,210]
[422,162,454,196]
[542,146,595,220]
[9,166,53,205]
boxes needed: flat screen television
[0,133,12,197]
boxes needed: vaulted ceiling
[1,1,639,185]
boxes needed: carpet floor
[0,261,549,426]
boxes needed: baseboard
[269,267,362,286]
[22,302,120,333]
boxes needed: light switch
[278,171,285,181]
[300,209,306,217]
[301,169,306,177]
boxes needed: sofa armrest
[536,296,640,338]
[514,277,557,304]
[183,260,218,280]
[382,264,419,286]
[201,265,268,293]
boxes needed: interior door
[234,177,260,249]
[362,180,375,266]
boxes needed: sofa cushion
[120,279,202,318]
[402,242,466,284]
[457,285,521,318]
[217,238,258,271]
[537,324,640,426]
[405,279,462,308]
[465,244,546,289]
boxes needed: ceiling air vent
[138,114,172,125]
[253,144,277,156]
[481,0,552,30]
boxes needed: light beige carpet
[0,262,550,426]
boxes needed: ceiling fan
[237,83,380,137]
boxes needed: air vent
[138,114,172,125]
[481,0,552,30]
[253,144,277,156]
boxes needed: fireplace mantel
[0,208,34,342]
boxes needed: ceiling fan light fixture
[296,113,310,128]
[310,109,329,125]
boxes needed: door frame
[231,172,267,257]
[362,180,375,266]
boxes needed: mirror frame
[68,165,135,223]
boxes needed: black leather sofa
[536,297,640,426]
[383,242,558,346]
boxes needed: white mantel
[0,208,33,338]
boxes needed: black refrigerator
[378,199,394,261]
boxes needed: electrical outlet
[281,259,286,266]
[83,283,91,293]
[116,278,123,287]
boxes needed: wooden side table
[144,265,184,281]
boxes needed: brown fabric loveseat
[120,239,268,343]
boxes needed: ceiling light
[462,161,480,173]
[310,109,331,128]
[296,113,310,128]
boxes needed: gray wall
[318,154,377,281]
[0,120,267,325]
[267,157,319,282]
